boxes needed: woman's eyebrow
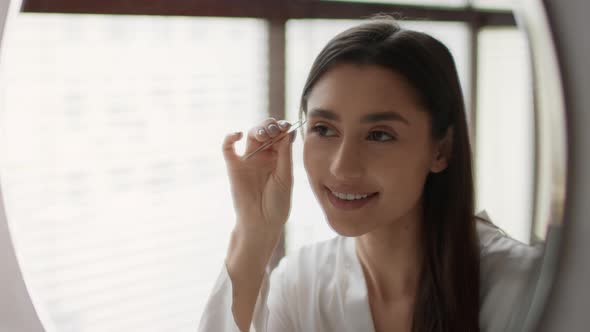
[308,108,409,125]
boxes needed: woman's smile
[325,186,380,211]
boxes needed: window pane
[323,0,468,8]
[1,14,267,331]
[475,28,533,243]
[473,0,514,10]
[285,19,469,252]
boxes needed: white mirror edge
[0,0,53,331]
[516,0,568,240]
[513,0,568,331]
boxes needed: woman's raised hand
[221,118,296,331]
[222,118,296,235]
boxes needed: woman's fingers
[244,118,292,156]
[251,119,292,141]
[249,125,269,143]
[277,120,291,132]
[220,118,294,162]
[222,131,243,164]
[222,119,293,163]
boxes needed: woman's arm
[200,118,296,331]
[225,225,282,331]
[199,226,296,332]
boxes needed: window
[473,0,514,10]
[1,13,267,331]
[324,0,468,8]
[475,27,533,243]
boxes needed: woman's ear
[430,126,454,173]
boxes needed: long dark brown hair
[298,16,480,332]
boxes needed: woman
[199,16,541,332]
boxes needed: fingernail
[268,124,279,135]
[257,128,266,136]
[278,121,288,129]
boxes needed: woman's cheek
[303,140,325,173]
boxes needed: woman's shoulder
[475,211,544,330]
[477,217,542,292]
[475,211,543,267]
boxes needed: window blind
[1,14,267,332]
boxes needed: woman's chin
[326,218,372,237]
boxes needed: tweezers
[242,119,307,160]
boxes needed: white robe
[199,214,543,332]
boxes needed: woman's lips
[325,186,379,211]
[325,185,377,196]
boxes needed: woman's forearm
[225,223,283,331]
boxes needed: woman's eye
[310,125,395,142]
[368,131,395,142]
[310,125,335,137]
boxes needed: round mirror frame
[515,1,568,331]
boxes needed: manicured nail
[257,128,266,136]
[278,121,288,129]
[268,124,279,135]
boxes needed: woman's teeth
[331,191,374,200]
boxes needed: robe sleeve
[198,256,295,332]
[476,210,545,332]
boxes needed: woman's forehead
[307,64,425,122]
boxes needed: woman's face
[303,63,449,236]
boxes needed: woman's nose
[329,141,365,180]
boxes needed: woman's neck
[355,204,423,302]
